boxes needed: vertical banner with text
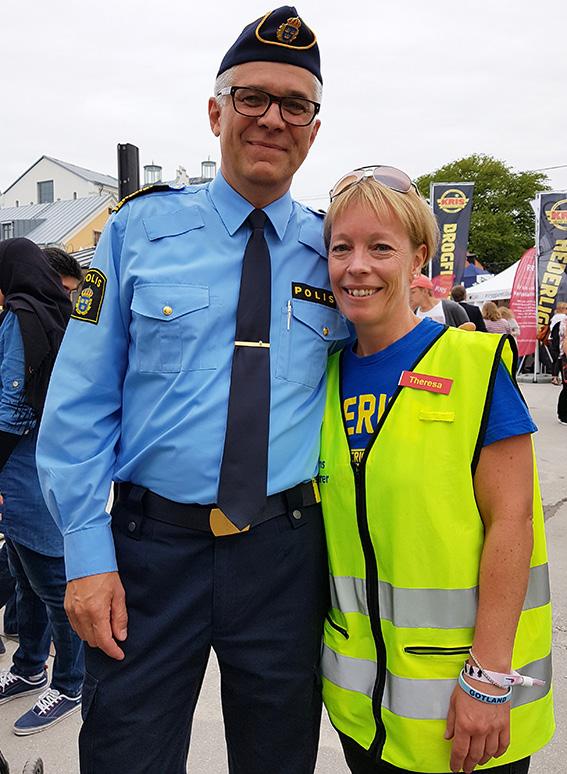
[536,192,567,336]
[509,247,537,357]
[430,182,475,297]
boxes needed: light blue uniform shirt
[37,172,348,580]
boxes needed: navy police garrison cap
[217,6,321,84]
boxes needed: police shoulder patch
[71,269,107,325]
[112,183,175,213]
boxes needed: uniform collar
[209,171,293,240]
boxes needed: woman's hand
[445,682,510,773]
[447,432,534,773]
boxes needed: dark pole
[117,143,140,200]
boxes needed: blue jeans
[6,540,84,697]
[0,541,18,632]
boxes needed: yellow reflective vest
[319,327,554,773]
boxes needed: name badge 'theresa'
[399,370,453,395]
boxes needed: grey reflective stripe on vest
[322,644,377,698]
[330,575,369,617]
[330,563,550,629]
[524,563,551,611]
[322,645,552,720]
[380,583,478,629]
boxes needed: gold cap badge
[277,16,301,44]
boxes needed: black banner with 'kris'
[430,182,475,297]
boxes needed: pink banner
[509,247,537,356]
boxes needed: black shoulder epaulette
[301,203,326,218]
[112,183,175,213]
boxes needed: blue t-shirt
[341,318,536,463]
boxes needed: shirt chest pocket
[276,299,350,389]
[130,284,217,373]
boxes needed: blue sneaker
[0,668,48,704]
[14,687,82,735]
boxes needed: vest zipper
[404,646,471,656]
[326,614,349,639]
[352,460,387,759]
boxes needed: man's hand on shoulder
[65,571,128,660]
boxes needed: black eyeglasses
[329,166,417,202]
[216,86,320,127]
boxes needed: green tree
[416,154,549,274]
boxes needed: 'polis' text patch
[292,282,336,308]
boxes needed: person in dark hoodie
[1,244,83,648]
[0,238,83,736]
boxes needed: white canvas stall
[467,260,520,303]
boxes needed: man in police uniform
[37,7,347,773]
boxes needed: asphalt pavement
[0,378,565,773]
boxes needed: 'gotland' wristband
[458,670,512,704]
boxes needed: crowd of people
[0,5,561,774]
[408,278,524,341]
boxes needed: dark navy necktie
[217,209,271,529]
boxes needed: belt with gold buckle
[116,480,320,537]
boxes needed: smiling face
[329,202,426,353]
[208,61,320,207]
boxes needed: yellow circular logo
[545,198,567,232]
[436,188,470,214]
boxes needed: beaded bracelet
[467,648,545,689]
[458,670,513,704]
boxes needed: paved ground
[0,379,565,773]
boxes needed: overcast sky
[2,0,566,211]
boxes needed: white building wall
[1,158,111,208]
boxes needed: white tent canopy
[467,260,520,303]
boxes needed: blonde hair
[323,178,439,264]
[499,307,515,321]
[482,301,501,321]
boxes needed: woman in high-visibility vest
[319,167,554,774]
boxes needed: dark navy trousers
[79,496,329,774]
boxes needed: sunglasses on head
[329,165,417,202]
